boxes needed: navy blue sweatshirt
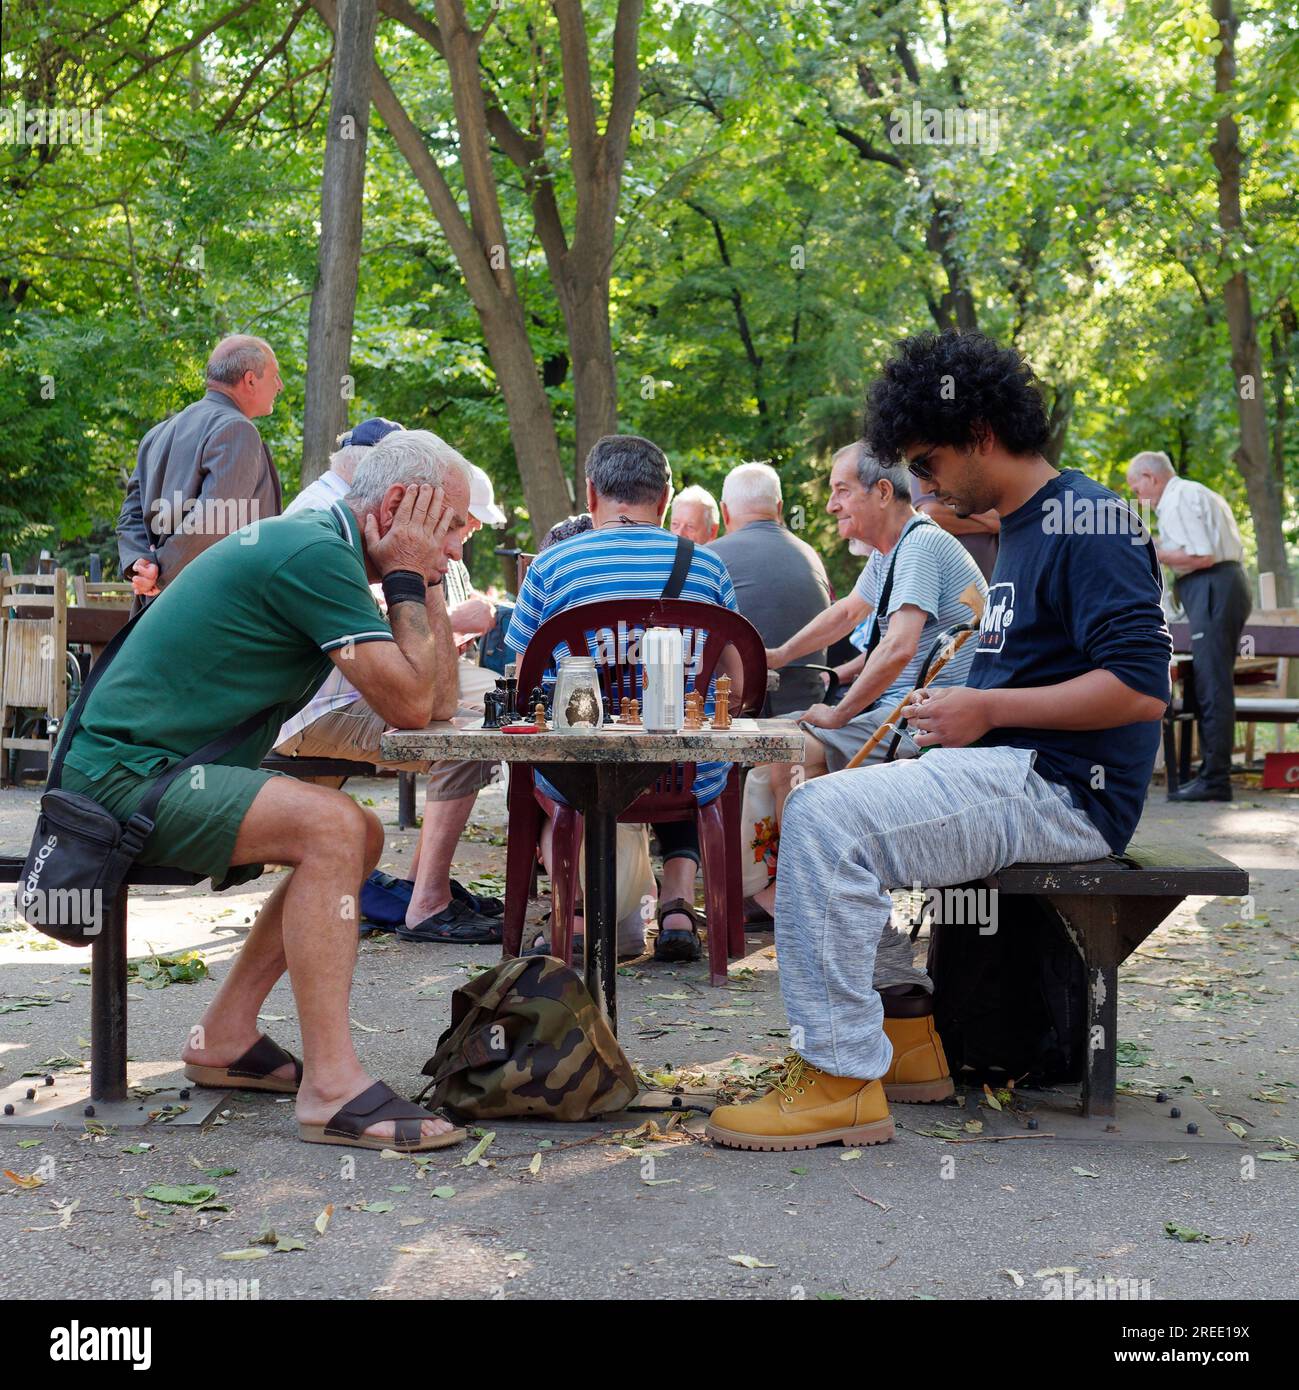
[966,470,1172,853]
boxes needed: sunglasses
[907,449,938,482]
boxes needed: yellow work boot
[881,1013,955,1103]
[706,1053,894,1152]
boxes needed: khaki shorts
[61,761,274,891]
[275,664,497,803]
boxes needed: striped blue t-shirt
[852,515,987,705]
[505,525,738,804]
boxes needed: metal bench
[1,757,417,1125]
[976,841,1248,1118]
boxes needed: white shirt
[1155,476,1244,565]
[284,470,350,516]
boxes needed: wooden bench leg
[90,887,129,1102]
[397,771,417,830]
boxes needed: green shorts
[60,762,276,891]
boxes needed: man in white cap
[274,428,510,941]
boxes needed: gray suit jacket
[117,389,282,588]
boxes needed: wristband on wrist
[381,570,428,608]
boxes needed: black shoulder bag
[17,609,278,945]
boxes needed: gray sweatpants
[774,745,1112,1080]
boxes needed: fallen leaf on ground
[461,1131,496,1166]
[1163,1221,1210,1243]
[315,1204,334,1235]
[141,1184,217,1206]
[729,1254,776,1269]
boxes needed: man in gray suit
[118,335,284,599]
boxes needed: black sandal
[298,1081,466,1152]
[653,898,703,962]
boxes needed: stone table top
[380,716,806,764]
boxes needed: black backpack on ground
[926,890,1087,1086]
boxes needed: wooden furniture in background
[0,568,69,786]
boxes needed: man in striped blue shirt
[505,435,741,963]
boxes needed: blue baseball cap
[340,417,404,448]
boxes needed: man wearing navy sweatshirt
[709,331,1172,1152]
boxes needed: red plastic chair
[502,598,767,986]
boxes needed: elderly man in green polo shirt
[58,429,472,1151]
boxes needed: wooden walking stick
[843,582,988,770]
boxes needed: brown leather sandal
[653,898,703,962]
[298,1080,467,1152]
[184,1034,303,1094]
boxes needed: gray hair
[721,461,781,515]
[206,334,274,386]
[585,434,672,507]
[1128,450,1174,479]
[345,428,473,512]
[673,484,720,529]
[327,444,370,484]
[854,444,911,504]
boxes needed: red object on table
[501,597,767,987]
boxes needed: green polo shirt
[62,502,393,781]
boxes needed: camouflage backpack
[415,955,637,1121]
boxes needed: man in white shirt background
[1128,450,1251,802]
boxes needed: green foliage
[0,0,1294,590]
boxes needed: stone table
[380,718,805,1030]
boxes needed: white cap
[468,462,506,526]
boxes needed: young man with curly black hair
[709,330,1173,1152]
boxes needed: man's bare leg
[753,733,829,916]
[406,789,478,926]
[181,777,453,1141]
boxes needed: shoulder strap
[862,516,927,660]
[48,604,150,792]
[661,535,695,600]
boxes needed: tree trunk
[1211,0,1292,604]
[301,0,377,486]
[1043,381,1073,467]
[559,271,619,497]
[314,0,575,538]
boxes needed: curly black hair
[863,330,1050,463]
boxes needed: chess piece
[625,698,641,726]
[713,674,732,730]
[533,701,547,731]
[684,690,705,730]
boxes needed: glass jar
[552,655,604,732]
